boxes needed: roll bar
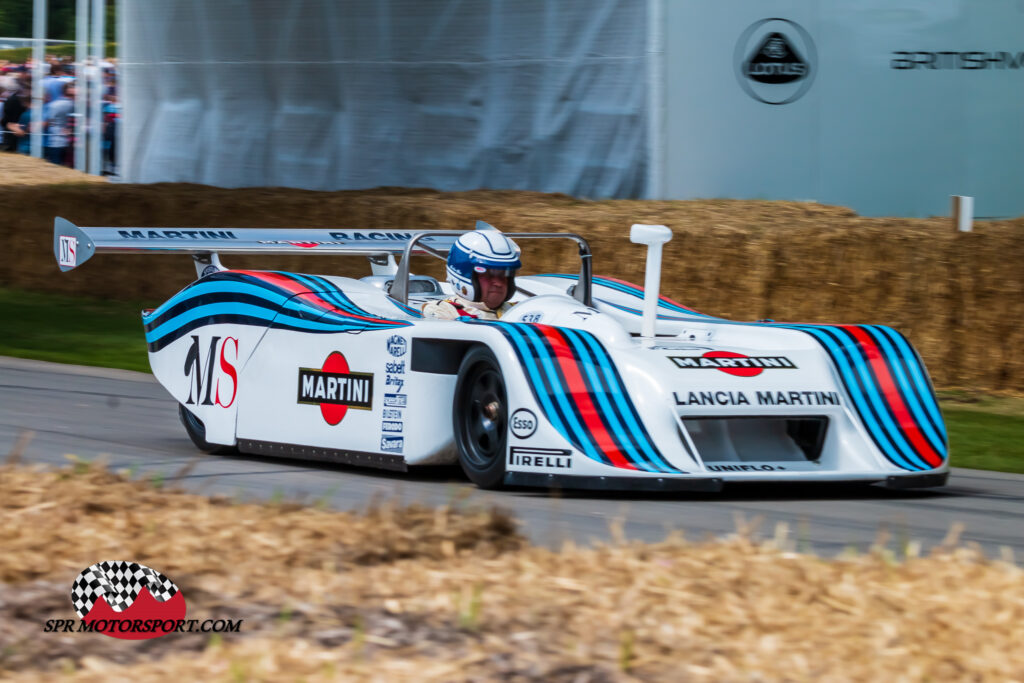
[390,231,593,307]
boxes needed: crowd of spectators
[0,54,118,173]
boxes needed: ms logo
[183,335,239,408]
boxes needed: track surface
[3,356,1023,556]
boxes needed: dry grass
[0,152,108,185]
[4,459,1024,682]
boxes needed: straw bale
[4,461,1024,681]
[2,182,1022,392]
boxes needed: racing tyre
[178,404,237,455]
[453,346,508,489]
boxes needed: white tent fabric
[121,0,649,198]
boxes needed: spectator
[16,96,35,154]
[1,84,30,152]
[45,82,75,166]
[43,63,71,103]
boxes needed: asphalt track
[3,356,1023,557]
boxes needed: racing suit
[421,296,513,320]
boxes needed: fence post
[952,195,974,233]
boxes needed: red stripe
[600,276,704,315]
[233,271,385,323]
[841,325,942,467]
[537,326,635,470]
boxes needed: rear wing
[53,217,593,306]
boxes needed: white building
[121,0,1024,217]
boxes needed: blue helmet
[446,222,521,303]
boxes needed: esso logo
[510,408,537,439]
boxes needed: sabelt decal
[184,335,239,408]
[58,235,77,267]
[297,351,373,425]
[669,351,796,377]
[508,447,571,469]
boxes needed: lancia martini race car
[54,217,948,492]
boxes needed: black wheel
[453,346,508,489]
[178,404,237,455]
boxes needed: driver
[422,226,521,320]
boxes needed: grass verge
[3,459,1024,682]
[1,288,1022,473]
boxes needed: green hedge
[0,42,116,63]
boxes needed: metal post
[89,0,105,175]
[644,0,665,199]
[952,195,974,233]
[30,0,47,159]
[75,0,89,172]
[116,0,125,178]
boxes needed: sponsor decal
[118,229,237,240]
[200,264,219,278]
[381,421,403,433]
[706,464,785,472]
[328,231,415,241]
[68,561,187,640]
[385,375,405,391]
[58,235,77,267]
[520,313,543,323]
[297,351,374,425]
[383,408,402,420]
[256,240,346,247]
[509,408,538,439]
[385,360,406,374]
[674,390,840,407]
[891,51,1024,70]
[755,390,840,406]
[386,335,408,357]
[508,447,572,469]
[383,393,407,408]
[184,335,239,408]
[380,436,404,453]
[735,18,817,104]
[674,390,750,406]
[669,351,797,377]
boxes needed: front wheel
[178,404,237,455]
[453,347,508,489]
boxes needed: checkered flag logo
[70,561,179,619]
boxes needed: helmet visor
[473,266,518,278]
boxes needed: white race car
[54,218,949,491]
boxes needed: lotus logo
[735,19,817,104]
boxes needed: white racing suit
[421,296,513,320]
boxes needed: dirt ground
[2,153,1024,392]
[4,457,1024,682]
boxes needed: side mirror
[629,223,673,338]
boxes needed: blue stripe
[563,328,680,473]
[865,325,947,456]
[873,325,946,441]
[779,324,925,471]
[513,323,607,466]
[537,274,713,317]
